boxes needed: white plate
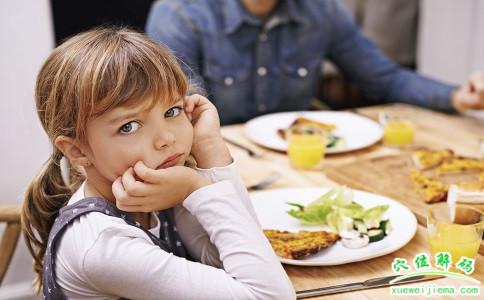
[462,109,484,121]
[250,187,417,266]
[244,111,383,153]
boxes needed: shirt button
[224,77,234,86]
[297,67,308,77]
[257,67,267,76]
[259,33,268,41]
[258,104,267,112]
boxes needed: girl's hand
[112,161,209,212]
[184,94,221,143]
[184,94,232,168]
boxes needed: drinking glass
[287,124,326,169]
[382,118,416,147]
[427,204,483,265]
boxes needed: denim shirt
[146,0,456,124]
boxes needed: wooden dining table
[221,103,483,299]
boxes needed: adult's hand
[452,71,484,111]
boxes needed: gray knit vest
[42,197,188,299]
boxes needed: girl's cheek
[109,153,142,176]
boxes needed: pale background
[0,0,483,299]
[0,0,52,299]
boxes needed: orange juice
[383,120,415,146]
[287,125,326,169]
[428,223,481,262]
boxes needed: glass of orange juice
[287,124,326,169]
[427,204,483,267]
[382,118,416,147]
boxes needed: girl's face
[83,97,193,185]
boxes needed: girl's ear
[54,136,91,167]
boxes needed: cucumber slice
[326,135,346,149]
[332,137,347,150]
[368,229,385,243]
[354,219,367,234]
[379,219,392,235]
[326,135,339,148]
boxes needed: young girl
[21,27,295,300]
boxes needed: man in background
[146,0,484,124]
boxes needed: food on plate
[341,235,369,249]
[410,171,448,203]
[409,149,484,203]
[285,187,391,249]
[263,229,340,259]
[277,117,346,149]
[325,135,345,149]
[411,148,454,170]
[277,117,336,139]
[437,156,484,175]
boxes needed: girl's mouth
[157,153,183,169]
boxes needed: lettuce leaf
[286,187,349,225]
[362,205,389,228]
[286,187,389,233]
[327,207,354,232]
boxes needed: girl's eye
[165,106,182,118]
[119,121,140,134]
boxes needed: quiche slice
[411,148,454,170]
[410,171,448,203]
[437,156,484,175]
[263,229,340,260]
[277,117,336,140]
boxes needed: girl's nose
[154,131,176,149]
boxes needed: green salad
[287,187,392,248]
[326,135,346,150]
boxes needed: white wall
[418,0,484,121]
[418,0,484,84]
[0,0,53,298]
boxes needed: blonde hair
[21,26,188,293]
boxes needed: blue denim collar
[223,0,259,34]
[285,0,307,25]
[223,0,306,34]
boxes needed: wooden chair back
[0,204,21,285]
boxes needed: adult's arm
[325,0,456,111]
